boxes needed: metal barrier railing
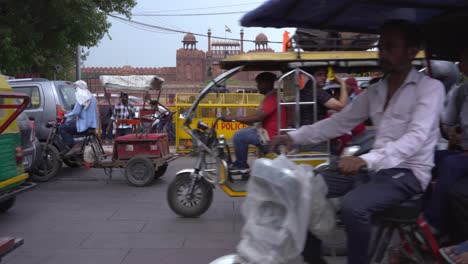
[175,93,263,152]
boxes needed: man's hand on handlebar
[338,156,367,175]
[270,134,295,154]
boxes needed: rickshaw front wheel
[125,156,155,187]
[167,172,213,218]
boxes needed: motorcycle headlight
[342,145,361,157]
[218,134,225,146]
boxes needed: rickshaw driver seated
[222,72,287,174]
[60,80,99,153]
[271,20,445,264]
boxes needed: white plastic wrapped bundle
[308,173,336,240]
[236,155,336,264]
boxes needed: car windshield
[58,84,77,111]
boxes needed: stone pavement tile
[3,249,128,264]
[0,205,44,221]
[121,248,233,264]
[30,207,118,221]
[0,219,59,233]
[80,233,184,249]
[156,201,238,220]
[142,217,235,233]
[51,220,145,233]
[2,232,91,251]
[14,200,84,211]
[109,204,166,221]
[184,233,241,249]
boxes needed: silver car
[8,79,77,141]
[16,112,41,173]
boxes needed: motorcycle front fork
[187,152,206,195]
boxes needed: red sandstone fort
[82,31,274,93]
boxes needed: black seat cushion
[376,194,424,223]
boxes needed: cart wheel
[0,197,16,213]
[154,162,168,179]
[125,156,155,187]
[167,172,213,217]
[33,143,61,182]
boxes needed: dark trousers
[447,177,468,243]
[101,123,113,141]
[302,168,422,264]
[60,121,78,147]
[424,150,468,231]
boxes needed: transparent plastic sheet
[236,155,335,264]
[308,172,336,240]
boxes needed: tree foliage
[0,0,136,79]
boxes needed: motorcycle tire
[32,143,61,182]
[125,156,155,187]
[167,172,213,218]
[154,162,168,179]
[0,197,16,213]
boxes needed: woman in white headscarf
[60,80,98,150]
[74,80,93,109]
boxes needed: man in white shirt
[272,20,445,264]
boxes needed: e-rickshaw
[166,50,425,218]
[209,1,468,264]
[0,76,37,261]
[0,76,36,210]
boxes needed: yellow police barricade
[175,92,263,153]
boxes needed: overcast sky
[84,0,294,68]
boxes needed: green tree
[0,0,136,79]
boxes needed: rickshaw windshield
[183,66,244,126]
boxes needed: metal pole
[76,45,81,80]
[295,68,300,129]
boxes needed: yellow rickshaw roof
[221,50,425,70]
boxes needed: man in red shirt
[222,72,287,174]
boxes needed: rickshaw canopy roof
[221,50,425,70]
[100,75,165,91]
[240,0,468,61]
